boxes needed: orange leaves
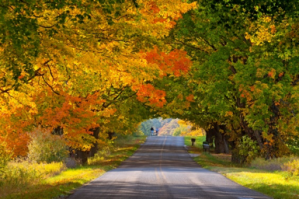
[225,111,233,117]
[18,75,25,79]
[133,84,166,108]
[101,108,117,117]
[270,25,276,34]
[144,47,192,77]
[149,1,160,14]
[186,94,194,102]
[268,68,276,79]
[153,18,167,24]
[239,86,252,102]
[268,72,274,78]
[140,0,196,30]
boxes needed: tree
[0,0,196,162]
[164,0,299,161]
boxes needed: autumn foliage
[1,0,299,165]
[0,0,195,159]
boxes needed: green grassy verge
[184,136,299,199]
[184,136,206,151]
[3,136,146,199]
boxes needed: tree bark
[89,127,100,157]
[253,130,264,150]
[52,126,63,135]
[107,131,115,140]
[76,150,89,165]
[214,123,230,154]
[206,128,214,146]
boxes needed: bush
[88,144,112,166]
[0,161,65,198]
[28,127,68,163]
[0,142,11,174]
[251,156,299,171]
[237,136,260,164]
[282,159,299,176]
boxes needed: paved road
[68,136,271,199]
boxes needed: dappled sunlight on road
[68,137,271,199]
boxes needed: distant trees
[138,118,179,136]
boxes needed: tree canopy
[1,0,299,163]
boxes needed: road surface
[68,136,271,199]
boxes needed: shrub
[251,156,299,171]
[28,127,68,163]
[0,142,11,174]
[88,145,111,166]
[0,160,65,198]
[282,159,299,176]
[237,135,260,164]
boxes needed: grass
[1,135,146,199]
[184,136,206,153]
[184,136,299,199]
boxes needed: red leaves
[149,1,160,14]
[239,86,252,102]
[135,47,192,107]
[268,68,276,79]
[186,94,194,102]
[144,47,192,77]
[268,71,274,78]
[153,18,167,24]
[18,75,25,79]
[133,84,166,107]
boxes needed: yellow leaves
[133,0,197,37]
[0,0,200,155]
[225,111,233,117]
[101,109,117,118]
[245,32,251,40]
[261,83,269,89]
[262,131,274,142]
[246,16,277,46]
[252,25,273,45]
[263,16,272,23]
[256,68,264,78]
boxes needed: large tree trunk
[52,126,63,135]
[76,150,89,165]
[89,127,100,157]
[205,123,230,154]
[206,128,214,146]
[76,127,101,164]
[253,130,264,150]
[214,124,230,154]
[231,150,242,164]
[107,131,115,140]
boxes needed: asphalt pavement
[68,136,272,199]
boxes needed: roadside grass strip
[1,136,146,199]
[184,136,206,149]
[184,136,299,199]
